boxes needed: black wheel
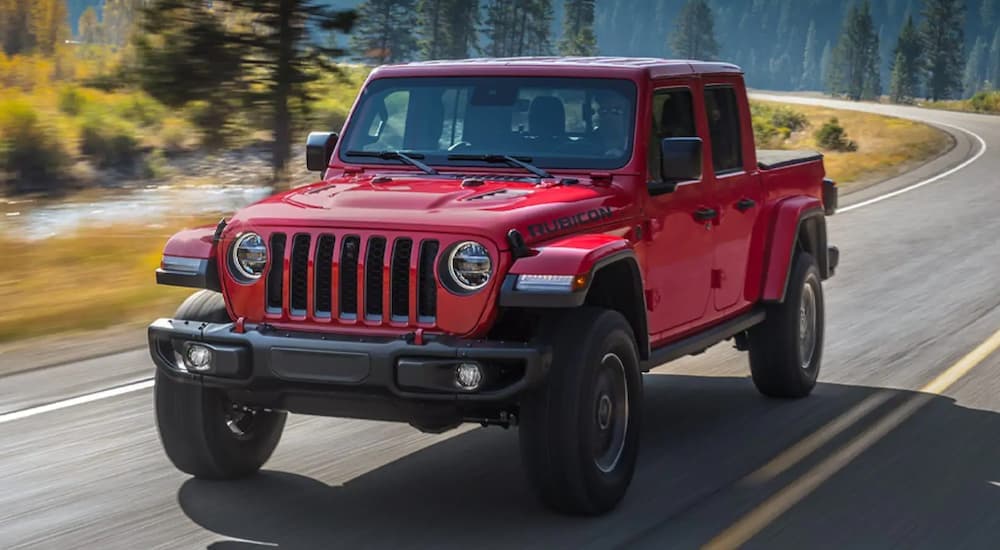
[155,290,286,479]
[519,307,642,515]
[748,251,824,398]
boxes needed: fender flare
[499,233,649,358]
[156,225,221,291]
[761,196,829,303]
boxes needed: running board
[641,308,766,371]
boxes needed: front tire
[519,307,642,515]
[155,290,286,479]
[748,252,824,398]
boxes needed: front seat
[528,96,566,139]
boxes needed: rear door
[702,81,762,311]
[643,84,716,336]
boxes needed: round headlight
[447,241,492,291]
[231,232,267,280]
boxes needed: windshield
[338,76,637,170]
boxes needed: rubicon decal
[528,207,613,238]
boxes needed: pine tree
[827,1,880,101]
[800,20,818,90]
[351,0,418,64]
[862,27,881,100]
[29,0,69,55]
[889,15,923,103]
[443,0,479,58]
[921,0,965,101]
[988,27,1000,88]
[103,0,147,47]
[963,37,988,96]
[417,0,447,59]
[482,0,553,57]
[78,6,101,44]
[559,0,597,56]
[0,0,33,55]
[819,40,833,88]
[417,0,478,60]
[668,0,719,60]
[138,0,355,178]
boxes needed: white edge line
[0,378,154,424]
[0,108,987,425]
[839,121,987,212]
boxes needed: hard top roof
[371,56,743,79]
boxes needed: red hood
[225,172,638,248]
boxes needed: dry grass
[0,220,209,343]
[753,100,952,192]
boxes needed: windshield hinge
[589,172,613,186]
[343,166,364,176]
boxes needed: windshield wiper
[344,150,438,175]
[447,154,552,179]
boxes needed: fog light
[184,344,213,371]
[455,362,483,390]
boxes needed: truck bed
[757,149,824,170]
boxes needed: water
[1,184,274,240]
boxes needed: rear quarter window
[703,86,743,173]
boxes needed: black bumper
[148,319,549,424]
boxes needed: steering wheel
[447,141,473,152]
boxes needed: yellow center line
[704,327,1000,550]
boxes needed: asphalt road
[2,97,999,549]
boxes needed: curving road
[2,97,999,549]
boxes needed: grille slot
[339,236,360,318]
[365,237,387,319]
[418,240,439,320]
[314,234,335,316]
[290,234,311,314]
[266,233,287,311]
[390,238,413,321]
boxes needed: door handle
[694,208,718,221]
[736,198,756,212]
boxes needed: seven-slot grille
[264,232,439,325]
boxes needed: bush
[749,102,809,148]
[814,117,858,152]
[157,116,194,155]
[0,97,70,193]
[79,110,144,170]
[57,86,89,116]
[113,92,168,127]
[968,91,1000,113]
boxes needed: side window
[647,88,696,182]
[703,86,743,173]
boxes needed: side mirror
[660,137,702,183]
[306,131,339,173]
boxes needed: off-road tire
[155,290,286,479]
[748,252,824,398]
[519,307,642,515]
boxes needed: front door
[643,85,716,336]
[702,82,762,311]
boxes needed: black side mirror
[652,137,702,194]
[306,131,339,173]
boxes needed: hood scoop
[464,188,533,201]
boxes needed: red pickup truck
[149,57,838,515]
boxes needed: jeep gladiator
[149,57,839,515]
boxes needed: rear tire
[748,252,824,398]
[155,290,286,479]
[519,307,642,515]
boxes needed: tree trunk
[273,0,294,181]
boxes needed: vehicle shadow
[177,373,1000,549]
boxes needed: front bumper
[148,319,550,424]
